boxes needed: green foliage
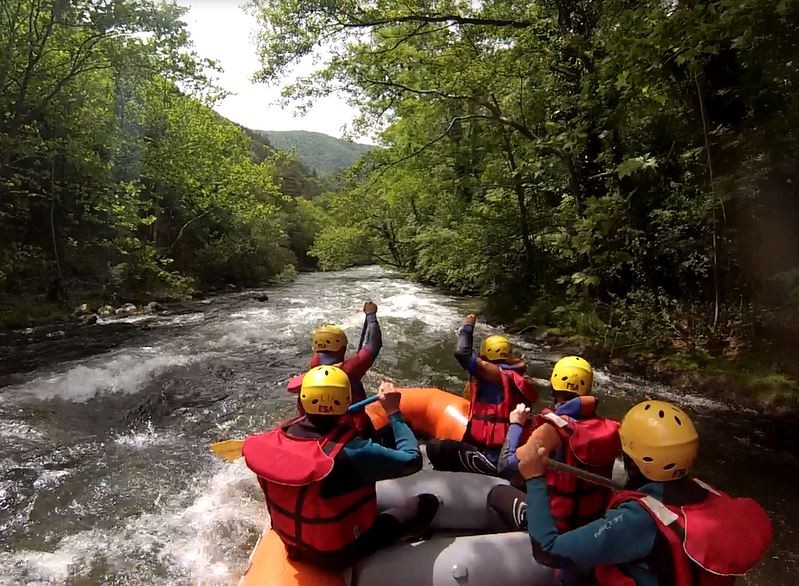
[0,0,320,318]
[310,226,373,270]
[258,130,375,177]
[254,0,799,365]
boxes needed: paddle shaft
[547,458,625,491]
[347,393,379,412]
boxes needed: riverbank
[504,323,799,417]
[0,266,301,330]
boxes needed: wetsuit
[311,312,383,403]
[487,396,595,532]
[426,323,537,475]
[526,474,660,585]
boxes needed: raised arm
[342,301,382,379]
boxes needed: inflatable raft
[239,387,555,586]
[240,471,553,586]
[363,387,469,440]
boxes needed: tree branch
[358,75,470,101]
[336,13,532,29]
[167,211,211,253]
[368,22,451,56]
[364,114,491,190]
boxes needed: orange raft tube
[239,387,469,586]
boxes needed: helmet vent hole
[580,380,585,386]
[312,399,319,405]
[674,416,682,425]
[334,400,341,406]
[644,403,651,410]
[642,457,654,462]
[663,463,676,470]
[658,410,665,418]
[561,376,568,381]
[324,369,329,375]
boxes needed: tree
[253,0,799,352]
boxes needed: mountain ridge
[253,129,375,176]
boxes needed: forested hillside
[258,130,375,176]
[251,0,799,390]
[0,0,322,325]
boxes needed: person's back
[491,357,620,530]
[519,400,773,586]
[309,301,382,404]
[427,314,538,475]
[245,366,439,568]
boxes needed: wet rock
[145,301,166,313]
[225,283,237,291]
[77,313,98,326]
[609,357,628,369]
[254,293,269,303]
[97,305,114,318]
[524,361,552,380]
[115,303,138,316]
[557,338,591,356]
[71,303,91,317]
[46,330,65,339]
[199,299,212,305]
[151,291,174,303]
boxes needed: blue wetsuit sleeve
[362,312,382,358]
[454,324,476,372]
[526,477,658,567]
[343,413,422,484]
[497,423,524,476]
[554,396,583,418]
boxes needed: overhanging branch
[337,14,533,29]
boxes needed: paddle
[546,458,625,491]
[209,394,381,461]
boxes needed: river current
[0,266,795,584]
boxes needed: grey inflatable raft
[341,470,554,586]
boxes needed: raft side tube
[239,529,346,586]
[377,470,509,531]
[365,388,468,441]
[350,532,553,586]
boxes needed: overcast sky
[176,0,366,141]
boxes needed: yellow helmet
[311,324,347,353]
[620,400,699,482]
[479,335,512,361]
[550,356,593,395]
[300,366,351,416]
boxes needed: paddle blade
[210,439,244,461]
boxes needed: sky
[175,0,367,141]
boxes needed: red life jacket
[537,410,621,532]
[465,364,538,450]
[242,416,377,555]
[595,478,772,586]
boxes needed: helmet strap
[317,349,346,363]
[306,414,343,431]
[622,453,648,489]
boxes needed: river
[0,266,795,585]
